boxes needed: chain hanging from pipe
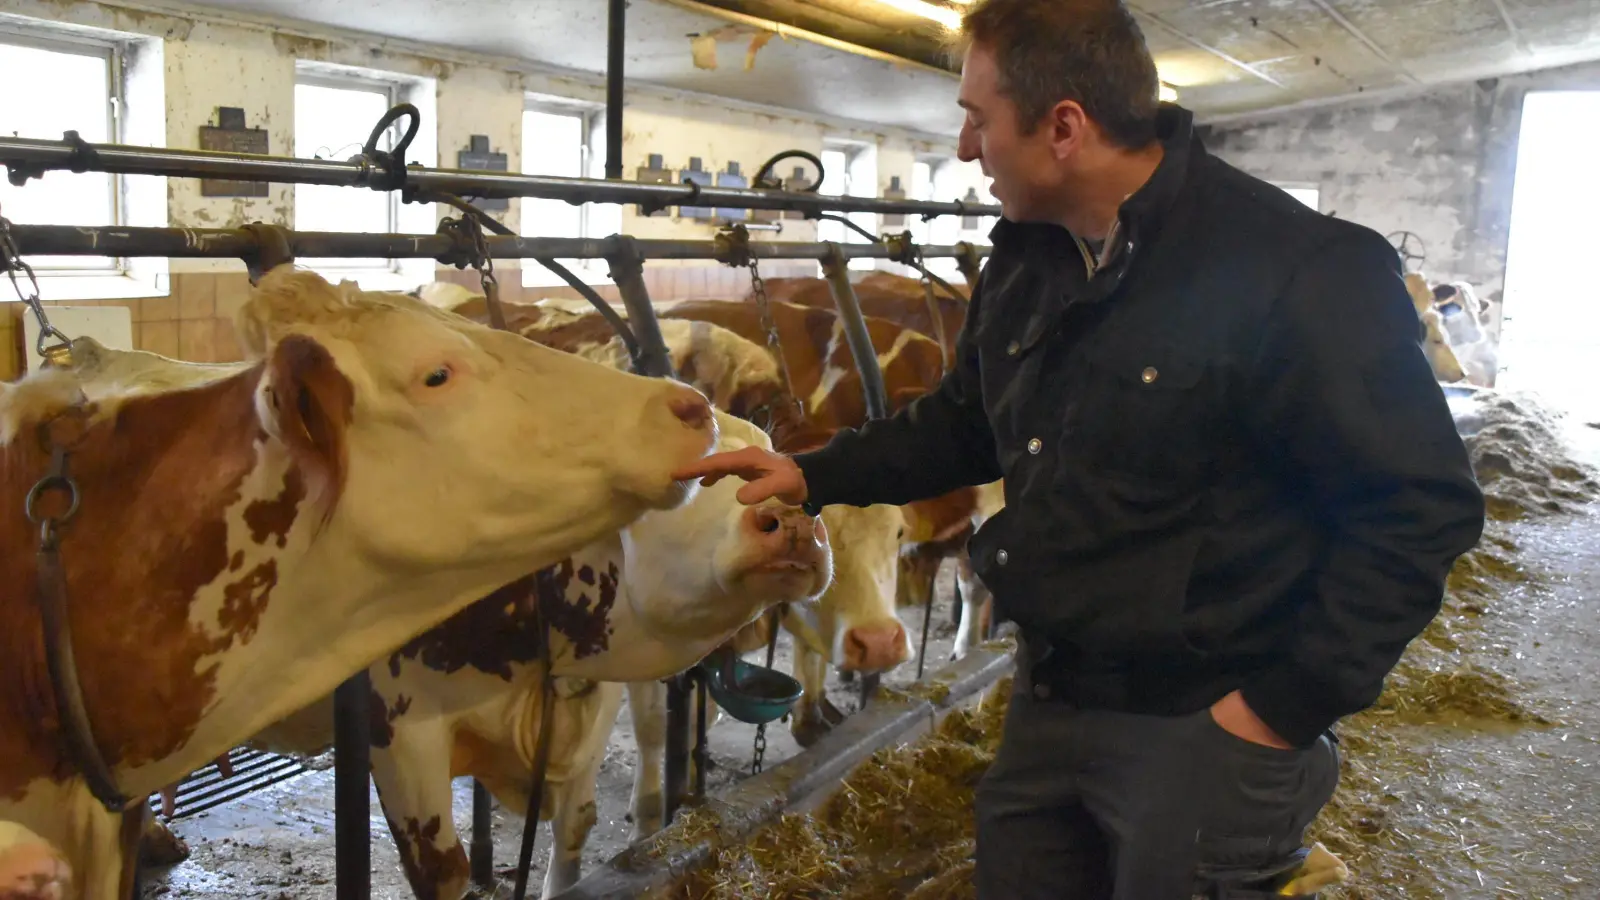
[715,224,804,429]
[0,211,72,367]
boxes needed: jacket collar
[988,102,1200,252]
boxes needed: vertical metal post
[605,0,626,180]
[820,243,889,420]
[333,673,372,900]
[821,242,889,705]
[471,781,494,889]
[605,236,676,379]
[692,673,710,802]
[663,673,691,825]
[955,240,983,289]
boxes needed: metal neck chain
[747,257,804,421]
[750,604,786,775]
[0,214,72,366]
[913,247,952,372]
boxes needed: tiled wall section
[1,261,824,379]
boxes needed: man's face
[956,42,1066,223]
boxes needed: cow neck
[0,364,290,803]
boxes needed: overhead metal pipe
[2,224,991,263]
[0,136,1002,218]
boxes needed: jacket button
[1006,341,1020,356]
[1026,437,1042,454]
[1141,366,1159,383]
[996,549,1009,566]
[1033,683,1052,701]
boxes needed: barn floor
[136,587,972,899]
[140,411,1600,900]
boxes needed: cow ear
[261,333,355,517]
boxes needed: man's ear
[260,333,355,521]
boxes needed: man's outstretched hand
[671,445,810,507]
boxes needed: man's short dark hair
[959,0,1162,149]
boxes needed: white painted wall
[0,0,994,294]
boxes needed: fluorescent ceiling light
[1159,82,1178,102]
[869,0,963,30]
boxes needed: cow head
[784,503,912,673]
[618,411,833,644]
[233,265,718,574]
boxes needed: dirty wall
[1197,56,1600,311]
[0,0,989,374]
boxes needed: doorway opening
[1498,90,1600,423]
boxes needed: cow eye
[424,367,451,388]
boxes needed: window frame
[0,28,129,284]
[521,96,609,286]
[818,138,878,273]
[292,71,407,277]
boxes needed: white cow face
[788,503,912,673]
[1420,308,1466,383]
[234,266,719,576]
[620,410,833,640]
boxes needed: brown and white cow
[425,294,919,733]
[179,408,831,900]
[746,270,968,364]
[0,266,717,898]
[732,273,1008,654]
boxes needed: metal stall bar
[333,675,371,900]
[818,243,891,707]
[605,0,626,181]
[0,135,1003,219]
[3,224,991,265]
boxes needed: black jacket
[795,104,1486,748]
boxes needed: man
[673,0,1486,897]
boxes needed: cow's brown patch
[537,559,619,660]
[389,576,544,681]
[386,813,468,900]
[389,555,620,679]
[264,334,354,523]
[217,559,277,646]
[243,467,304,548]
[368,689,412,750]
[0,364,275,800]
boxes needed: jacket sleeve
[792,270,1003,512]
[1238,229,1487,748]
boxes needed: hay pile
[678,679,1009,900]
[1306,388,1594,896]
[1455,389,1600,520]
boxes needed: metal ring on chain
[24,475,80,525]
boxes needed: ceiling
[182,0,1600,136]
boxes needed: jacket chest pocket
[1064,349,1216,487]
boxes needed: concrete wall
[0,0,992,377]
[1197,56,1600,309]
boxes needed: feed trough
[552,639,1017,900]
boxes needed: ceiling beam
[1126,4,1285,89]
[679,0,958,72]
[1485,0,1533,56]
[1304,0,1421,85]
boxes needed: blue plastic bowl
[696,656,804,725]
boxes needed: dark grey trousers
[975,673,1341,900]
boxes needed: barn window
[522,101,612,285]
[817,140,879,273]
[0,33,127,288]
[294,75,406,277]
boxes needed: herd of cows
[0,260,1488,900]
